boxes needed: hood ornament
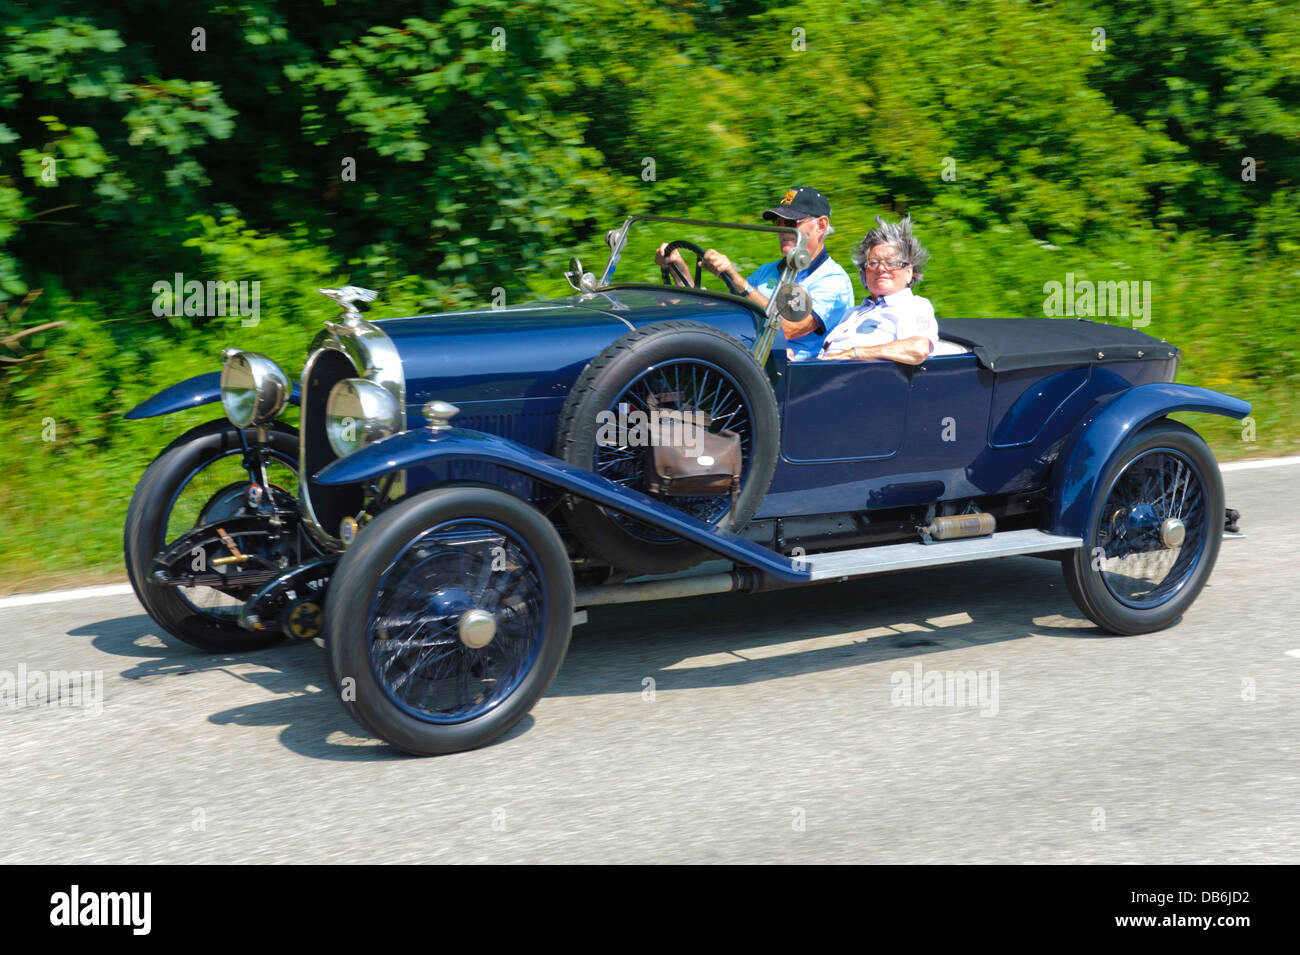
[317,286,378,326]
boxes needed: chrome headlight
[220,350,290,428]
[325,378,402,458]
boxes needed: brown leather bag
[642,395,742,498]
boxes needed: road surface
[1,460,1296,863]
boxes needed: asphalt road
[2,462,1297,864]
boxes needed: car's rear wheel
[324,485,574,755]
[1061,419,1223,635]
[124,419,300,651]
[554,320,779,575]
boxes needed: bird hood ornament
[317,286,378,325]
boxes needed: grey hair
[851,215,929,287]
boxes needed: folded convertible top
[935,317,1179,372]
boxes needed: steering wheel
[659,239,743,297]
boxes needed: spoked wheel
[597,358,754,538]
[1062,420,1223,634]
[555,320,779,575]
[124,419,301,651]
[325,486,574,755]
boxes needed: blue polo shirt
[747,249,855,361]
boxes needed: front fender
[1047,382,1250,536]
[315,427,808,582]
[125,372,301,420]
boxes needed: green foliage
[0,0,1297,589]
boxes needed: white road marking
[2,457,1295,611]
[1285,649,1300,659]
[0,583,135,609]
[1221,455,1300,473]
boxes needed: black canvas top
[936,318,1180,372]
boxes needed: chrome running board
[805,529,1082,582]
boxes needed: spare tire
[554,320,779,575]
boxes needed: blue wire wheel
[593,357,753,540]
[1095,446,1210,609]
[554,320,780,576]
[366,518,549,724]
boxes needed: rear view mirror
[565,257,598,293]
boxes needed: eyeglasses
[774,216,810,229]
[860,258,910,271]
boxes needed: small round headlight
[221,350,289,428]
[325,378,401,458]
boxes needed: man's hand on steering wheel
[702,249,746,298]
[702,249,736,282]
[656,239,742,296]
[654,243,690,282]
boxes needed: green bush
[1,0,1295,590]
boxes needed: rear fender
[1047,383,1249,536]
[315,427,808,582]
[125,372,301,420]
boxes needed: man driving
[655,186,854,361]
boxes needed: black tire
[324,485,574,756]
[124,419,300,652]
[1061,419,1224,635]
[554,320,779,575]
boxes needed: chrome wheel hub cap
[458,608,497,649]
[1161,517,1186,549]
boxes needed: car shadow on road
[552,555,1113,698]
[68,614,406,762]
[67,555,1105,760]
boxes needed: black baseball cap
[761,186,831,222]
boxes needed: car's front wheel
[1061,419,1223,635]
[324,485,574,755]
[124,419,301,651]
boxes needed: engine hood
[374,287,760,407]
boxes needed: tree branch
[1,320,65,348]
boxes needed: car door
[759,352,995,518]
[780,359,912,462]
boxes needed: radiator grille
[300,349,364,542]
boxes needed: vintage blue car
[123,215,1249,755]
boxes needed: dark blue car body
[130,282,1247,575]
[124,216,1249,755]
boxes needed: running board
[574,530,1084,610]
[804,529,1082,582]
